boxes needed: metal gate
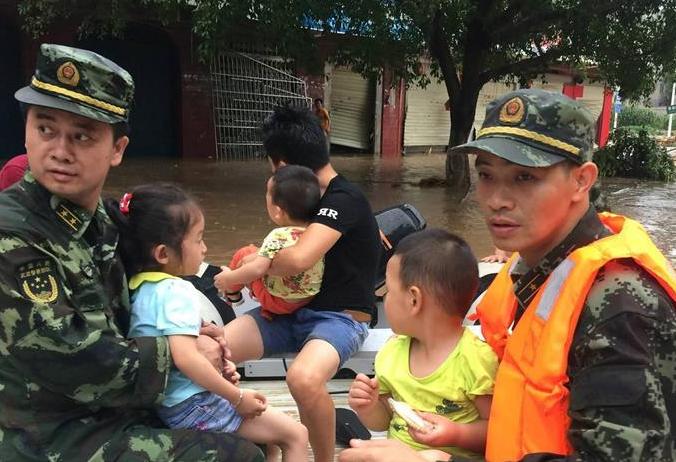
[211,52,311,160]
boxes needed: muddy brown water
[104,154,676,267]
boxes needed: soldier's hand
[223,359,241,385]
[196,334,225,372]
[200,321,230,359]
[199,321,225,340]
[236,389,267,418]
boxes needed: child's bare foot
[419,449,452,461]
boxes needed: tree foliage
[618,106,669,134]
[17,0,676,192]
[595,128,676,181]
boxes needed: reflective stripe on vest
[478,213,676,461]
[535,258,575,321]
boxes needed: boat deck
[245,378,386,461]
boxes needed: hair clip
[119,192,133,215]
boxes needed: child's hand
[348,373,380,413]
[407,412,454,447]
[236,389,267,418]
[213,266,232,294]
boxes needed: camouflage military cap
[451,89,595,166]
[15,43,134,123]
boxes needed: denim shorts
[157,391,243,433]
[247,307,370,367]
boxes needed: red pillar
[380,70,405,158]
[596,87,613,148]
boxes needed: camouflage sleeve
[559,259,675,462]
[0,235,171,408]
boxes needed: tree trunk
[427,8,486,198]
[445,84,481,198]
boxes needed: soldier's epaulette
[55,203,84,233]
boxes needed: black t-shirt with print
[305,174,380,315]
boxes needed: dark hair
[262,105,329,171]
[105,183,201,276]
[314,98,323,105]
[112,122,130,140]
[270,165,321,222]
[394,229,479,316]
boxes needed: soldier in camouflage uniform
[0,44,264,461]
[339,90,675,462]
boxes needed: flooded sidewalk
[105,154,676,267]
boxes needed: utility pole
[613,90,621,130]
[667,82,675,138]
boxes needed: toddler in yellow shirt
[348,229,498,461]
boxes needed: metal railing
[211,51,311,160]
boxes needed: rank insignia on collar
[57,61,80,87]
[499,97,526,124]
[56,203,82,232]
[18,260,59,304]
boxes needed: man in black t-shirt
[223,107,381,462]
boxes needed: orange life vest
[477,213,676,461]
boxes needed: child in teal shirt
[108,183,308,461]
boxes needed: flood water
[104,154,676,267]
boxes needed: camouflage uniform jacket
[0,174,171,459]
[508,207,676,462]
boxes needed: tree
[18,0,676,195]
[301,0,676,195]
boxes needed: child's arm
[168,335,266,418]
[408,395,492,454]
[348,373,392,431]
[268,223,339,276]
[213,256,272,292]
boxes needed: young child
[348,229,498,461]
[106,183,308,462]
[214,165,324,320]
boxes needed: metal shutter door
[331,69,374,149]
[404,79,451,147]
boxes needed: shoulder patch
[17,259,59,303]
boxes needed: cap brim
[450,136,566,167]
[15,86,123,124]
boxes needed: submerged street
[105,153,676,267]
